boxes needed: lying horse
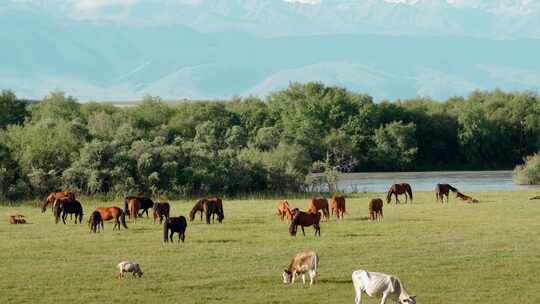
[88,210,104,233]
[289,209,321,237]
[307,198,330,221]
[386,183,413,204]
[124,196,154,218]
[435,183,458,203]
[9,215,27,224]
[153,202,170,224]
[163,216,188,243]
[95,207,128,230]
[330,196,346,220]
[54,198,83,224]
[456,192,478,203]
[276,200,294,222]
[189,197,224,223]
[368,198,383,221]
[42,191,76,213]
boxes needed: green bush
[513,153,540,185]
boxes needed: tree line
[1,82,539,201]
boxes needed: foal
[163,216,188,243]
[88,210,104,233]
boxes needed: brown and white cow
[282,251,318,286]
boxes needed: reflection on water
[336,171,540,193]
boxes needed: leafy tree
[373,121,418,170]
[0,90,28,129]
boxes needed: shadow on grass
[342,233,383,237]
[194,239,238,244]
[319,278,351,284]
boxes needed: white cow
[117,261,144,278]
[352,270,416,304]
[282,251,318,286]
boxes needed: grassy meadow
[2,190,540,303]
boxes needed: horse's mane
[447,184,458,192]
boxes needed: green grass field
[2,191,540,303]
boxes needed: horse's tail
[407,185,413,202]
[120,210,128,229]
[163,220,169,242]
[123,198,129,217]
[386,189,393,204]
[448,184,458,192]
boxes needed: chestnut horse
[88,210,104,233]
[153,202,170,224]
[330,196,346,220]
[307,198,330,221]
[124,196,155,218]
[368,198,383,221]
[125,198,141,222]
[289,209,321,236]
[276,200,294,221]
[163,216,187,243]
[41,191,75,213]
[456,192,478,203]
[95,207,128,230]
[386,183,413,204]
[189,197,224,223]
[435,184,458,203]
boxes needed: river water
[335,171,540,193]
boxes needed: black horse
[54,199,83,224]
[163,216,187,243]
[88,210,104,233]
[124,196,155,218]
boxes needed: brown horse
[189,197,224,223]
[330,196,346,220]
[125,198,141,222]
[95,207,128,230]
[9,215,27,224]
[153,202,170,224]
[386,183,413,204]
[289,209,321,236]
[307,198,330,221]
[123,196,155,218]
[276,200,294,221]
[368,198,384,221]
[88,210,104,233]
[456,192,478,203]
[435,184,458,203]
[41,191,76,213]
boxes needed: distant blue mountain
[1,0,540,101]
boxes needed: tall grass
[513,153,540,185]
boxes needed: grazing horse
[529,196,540,200]
[124,196,154,218]
[54,198,83,224]
[307,198,330,221]
[368,198,384,221]
[125,198,141,222]
[153,202,170,224]
[163,216,188,243]
[289,209,321,237]
[189,197,224,223]
[276,200,294,221]
[435,184,458,203]
[330,196,346,220]
[42,191,75,213]
[88,210,104,233]
[456,192,478,203]
[386,183,413,204]
[9,215,27,224]
[95,207,128,230]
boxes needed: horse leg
[315,224,320,236]
[180,232,185,243]
[62,213,67,225]
[394,193,399,204]
[170,231,174,242]
[301,226,305,236]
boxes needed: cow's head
[282,270,292,284]
[400,296,416,304]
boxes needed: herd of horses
[276,182,479,236]
[39,191,228,243]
